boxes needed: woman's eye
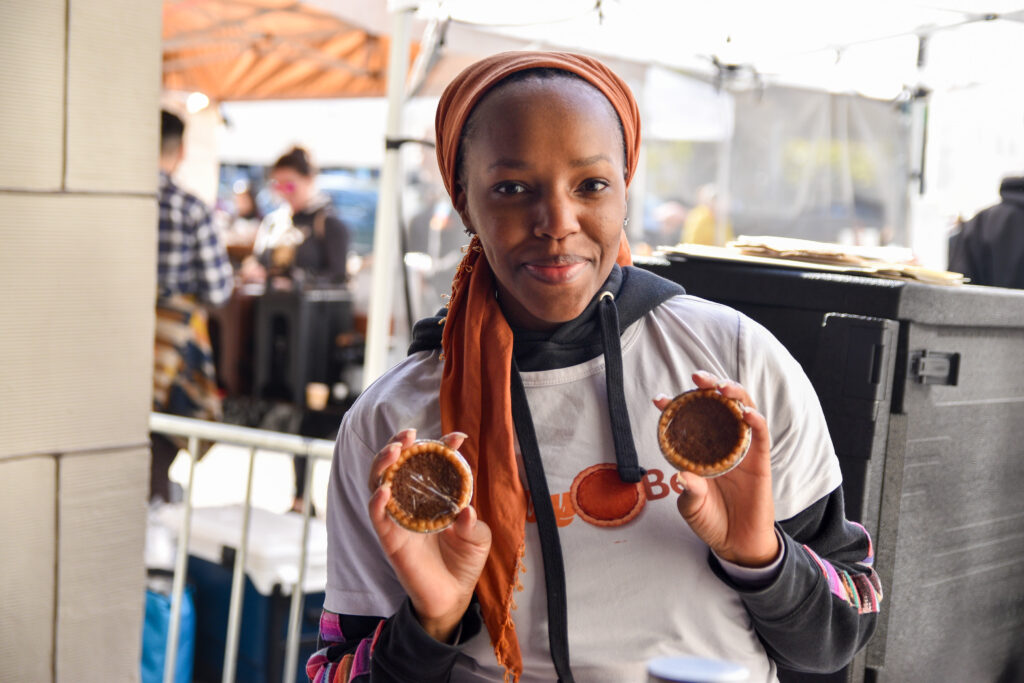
[580,179,609,193]
[494,181,527,195]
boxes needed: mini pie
[657,388,751,477]
[383,440,473,533]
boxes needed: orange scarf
[435,51,640,682]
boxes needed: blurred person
[407,186,472,312]
[242,146,350,288]
[231,180,263,236]
[948,176,1024,289]
[233,180,262,223]
[221,180,263,267]
[245,147,353,514]
[681,183,734,246]
[400,133,473,316]
[651,198,689,246]
[152,110,234,502]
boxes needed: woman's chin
[516,301,590,330]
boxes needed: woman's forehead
[468,77,622,151]
[452,74,629,184]
[477,75,614,122]
[272,167,303,180]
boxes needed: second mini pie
[657,388,751,477]
[384,440,473,533]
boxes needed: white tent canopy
[311,0,1024,97]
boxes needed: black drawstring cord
[597,291,645,484]
[501,287,645,681]
[510,358,575,683]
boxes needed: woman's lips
[522,257,587,284]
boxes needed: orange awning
[162,0,418,101]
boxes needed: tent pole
[363,6,414,387]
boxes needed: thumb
[674,471,708,521]
[450,505,491,546]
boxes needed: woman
[245,146,350,286]
[309,52,880,683]
[246,147,351,513]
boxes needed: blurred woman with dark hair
[244,146,350,287]
[244,147,353,513]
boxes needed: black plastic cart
[640,255,1024,683]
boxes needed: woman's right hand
[367,428,492,643]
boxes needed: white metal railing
[148,412,335,683]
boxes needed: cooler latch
[909,350,960,386]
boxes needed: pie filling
[658,389,750,476]
[391,451,464,519]
[385,441,472,532]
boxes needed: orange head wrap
[434,51,639,681]
[435,51,641,199]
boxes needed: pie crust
[657,388,751,477]
[383,440,473,533]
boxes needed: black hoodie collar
[408,265,684,370]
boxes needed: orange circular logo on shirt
[570,463,646,527]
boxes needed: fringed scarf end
[491,539,526,683]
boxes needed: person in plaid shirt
[151,110,233,502]
[157,110,233,307]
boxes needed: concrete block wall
[0,1,162,681]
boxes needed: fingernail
[715,381,728,390]
[653,393,671,402]
[451,431,469,440]
[741,404,754,414]
[695,370,712,379]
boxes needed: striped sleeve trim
[350,621,385,678]
[333,655,354,683]
[306,611,384,683]
[306,650,330,683]
[802,544,882,614]
[848,521,874,565]
[319,610,344,642]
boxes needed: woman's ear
[452,182,474,234]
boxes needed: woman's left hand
[653,371,779,567]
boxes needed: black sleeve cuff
[369,599,483,683]
[708,523,822,623]
[709,524,876,673]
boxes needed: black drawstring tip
[598,292,646,487]
[616,465,646,484]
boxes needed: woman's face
[453,77,627,331]
[270,167,314,212]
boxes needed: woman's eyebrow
[486,154,612,172]
[487,158,529,172]
[571,153,612,168]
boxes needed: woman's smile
[522,255,589,284]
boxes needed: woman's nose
[533,191,580,240]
